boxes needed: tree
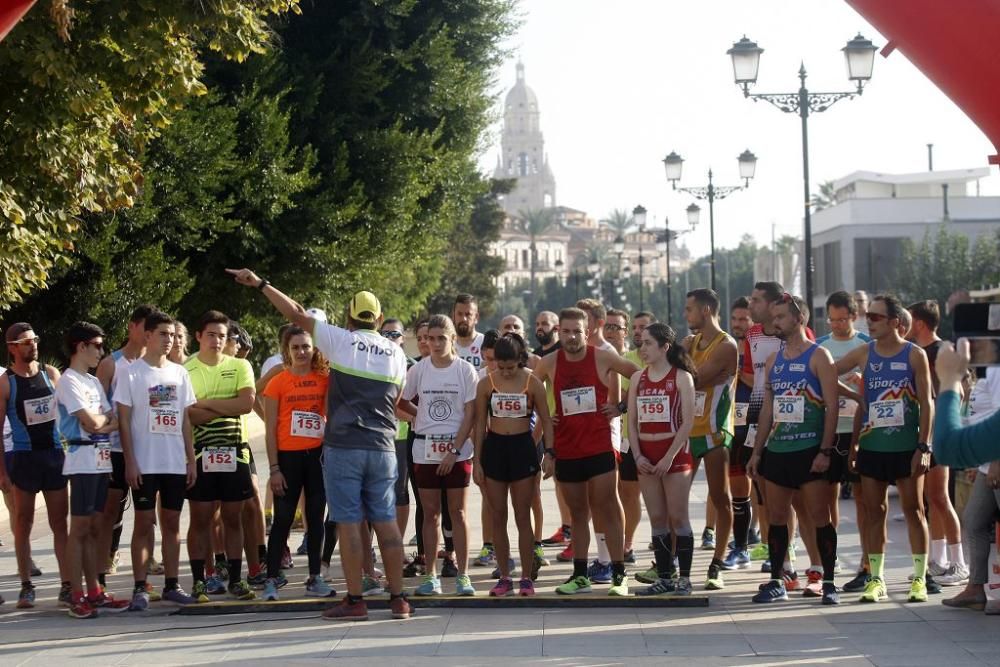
[600,208,634,237]
[811,180,838,211]
[517,207,558,313]
[0,0,301,310]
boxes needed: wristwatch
[544,447,556,457]
[818,448,834,457]
[617,400,628,414]
[447,444,461,456]
[916,442,931,454]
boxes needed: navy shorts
[6,449,67,494]
[70,473,109,516]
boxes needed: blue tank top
[767,343,825,453]
[5,368,60,451]
[859,341,919,453]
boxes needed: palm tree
[518,208,557,312]
[600,208,633,237]
[811,180,838,211]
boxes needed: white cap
[306,307,327,322]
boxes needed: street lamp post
[613,234,625,309]
[663,212,696,326]
[727,33,878,317]
[663,150,757,292]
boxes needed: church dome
[504,62,538,111]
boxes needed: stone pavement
[1,421,996,665]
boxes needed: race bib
[149,407,181,435]
[694,391,707,417]
[24,395,56,426]
[870,399,904,428]
[291,410,324,439]
[491,393,528,419]
[838,397,858,419]
[637,395,670,423]
[202,446,237,472]
[561,387,597,416]
[734,402,749,427]
[425,434,455,462]
[745,423,758,448]
[773,395,805,423]
[94,442,112,471]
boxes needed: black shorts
[187,445,255,503]
[729,428,754,477]
[134,473,187,512]
[555,451,616,484]
[6,449,67,494]
[394,439,409,506]
[108,451,128,492]
[618,448,638,482]
[482,431,540,483]
[69,473,109,516]
[856,448,917,484]
[760,445,829,490]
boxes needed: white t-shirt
[966,368,1000,474]
[0,366,12,453]
[115,358,197,475]
[56,368,112,475]
[456,332,485,371]
[261,353,283,377]
[403,356,478,464]
[107,350,140,453]
[596,341,623,452]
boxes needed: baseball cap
[305,307,328,323]
[349,291,382,323]
[5,322,34,343]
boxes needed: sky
[477,0,1000,258]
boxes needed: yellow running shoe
[908,576,928,603]
[608,573,630,597]
[859,576,887,603]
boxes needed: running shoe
[147,557,165,576]
[68,600,99,619]
[803,567,823,598]
[534,545,550,566]
[531,552,544,581]
[782,570,800,591]
[760,559,771,574]
[403,554,425,578]
[296,534,308,556]
[541,526,570,546]
[361,575,384,596]
[635,578,676,596]
[705,561,725,590]
[441,557,459,578]
[556,544,573,562]
[491,557,516,579]
[752,580,788,603]
[322,597,368,621]
[88,591,130,612]
[16,583,35,609]
[701,527,716,551]
[248,570,268,589]
[927,560,949,578]
[107,550,121,575]
[721,548,751,570]
[306,575,335,598]
[456,574,475,596]
[859,576,887,603]
[842,570,870,592]
[908,576,928,603]
[821,582,840,605]
[670,576,692,596]
[129,586,150,611]
[926,575,942,594]
[214,558,230,581]
[624,549,636,564]
[262,578,281,601]
[749,543,769,561]
[280,546,294,570]
[390,593,413,619]
[473,545,496,567]
[636,563,660,585]
[30,560,42,577]
[587,560,613,584]
[518,578,535,597]
[608,573,629,597]
[935,563,970,586]
[205,575,227,595]
[490,577,515,597]
[162,587,197,605]
[58,582,73,607]
[228,580,255,601]
[556,575,592,595]
[414,574,442,596]
[192,581,210,604]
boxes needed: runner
[816,291,871,594]
[453,294,485,371]
[401,315,478,597]
[606,308,641,564]
[533,311,561,358]
[531,307,639,596]
[228,268,412,621]
[473,333,554,596]
[628,323,698,596]
[907,300,968,587]
[56,322,131,617]
[183,310,257,601]
[169,322,189,364]
[261,325,335,601]
[0,322,70,609]
[115,311,198,608]
[836,294,934,603]
[682,289,738,590]
[746,294,841,605]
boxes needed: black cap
[5,322,33,343]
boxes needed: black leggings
[267,447,325,578]
[408,437,453,555]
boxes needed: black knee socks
[732,496,752,549]
[675,532,694,579]
[768,524,789,578]
[816,523,838,583]
[652,533,674,579]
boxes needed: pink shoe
[489,577,515,597]
[518,578,535,597]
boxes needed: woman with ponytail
[626,323,698,596]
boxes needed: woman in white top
[399,315,477,597]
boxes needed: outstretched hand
[226,268,262,287]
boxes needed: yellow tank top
[689,331,734,437]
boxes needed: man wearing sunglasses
[0,322,69,609]
[835,294,934,603]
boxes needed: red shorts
[413,460,472,490]
[638,438,693,474]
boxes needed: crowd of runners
[1,267,998,621]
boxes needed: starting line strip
[174,595,710,615]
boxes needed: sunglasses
[604,324,627,332]
[9,336,40,347]
[827,317,850,325]
[84,341,105,351]
[865,312,891,322]
[780,292,801,316]
[382,331,403,340]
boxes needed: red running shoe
[541,526,569,546]
[322,597,368,621]
[556,543,574,562]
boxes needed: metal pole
[798,64,815,317]
[723,250,731,330]
[707,170,717,292]
[665,231,672,326]
[638,247,645,312]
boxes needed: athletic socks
[947,542,967,569]
[596,532,611,565]
[732,496,752,549]
[912,553,928,579]
[768,524,790,580]
[652,532,674,579]
[190,559,206,584]
[228,558,242,586]
[868,553,885,579]
[573,558,588,578]
[675,532,694,579]
[930,539,947,566]
[611,561,626,578]
[165,577,179,592]
[816,523,838,583]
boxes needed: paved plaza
[1,423,996,665]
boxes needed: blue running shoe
[205,575,226,595]
[587,559,613,584]
[752,580,788,603]
[305,575,336,598]
[721,548,751,570]
[414,575,442,596]
[262,578,280,602]
[760,559,772,574]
